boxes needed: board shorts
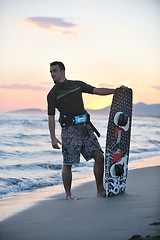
[61,123,103,165]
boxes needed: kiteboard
[105,87,133,197]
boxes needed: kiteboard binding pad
[105,87,133,197]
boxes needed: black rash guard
[47,80,94,116]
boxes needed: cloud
[139,86,160,91]
[25,17,77,29]
[152,85,160,91]
[62,31,77,36]
[0,84,49,91]
[97,83,116,88]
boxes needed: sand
[0,157,160,240]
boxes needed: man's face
[50,65,64,83]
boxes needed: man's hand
[51,137,62,149]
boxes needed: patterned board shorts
[61,123,103,165]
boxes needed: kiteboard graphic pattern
[105,87,133,197]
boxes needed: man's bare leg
[94,154,106,197]
[62,165,72,197]
[62,165,76,199]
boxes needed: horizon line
[0,101,160,114]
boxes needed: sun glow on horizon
[83,94,112,110]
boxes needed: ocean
[0,111,160,199]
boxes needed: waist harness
[59,112,100,137]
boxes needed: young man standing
[47,61,117,200]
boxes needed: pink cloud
[0,84,49,91]
[152,85,160,91]
[24,17,78,29]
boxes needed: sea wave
[0,175,62,198]
[0,162,62,171]
[0,112,159,198]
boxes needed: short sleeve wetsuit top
[47,80,94,117]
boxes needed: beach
[0,156,160,240]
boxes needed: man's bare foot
[66,196,77,200]
[97,190,106,197]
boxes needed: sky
[0,0,160,111]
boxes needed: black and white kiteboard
[105,87,133,197]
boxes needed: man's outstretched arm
[93,85,128,96]
[93,87,115,96]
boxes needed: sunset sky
[0,0,159,111]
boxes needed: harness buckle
[74,114,87,124]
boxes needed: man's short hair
[50,61,65,71]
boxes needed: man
[47,61,120,200]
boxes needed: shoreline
[0,164,159,240]
[0,155,160,222]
